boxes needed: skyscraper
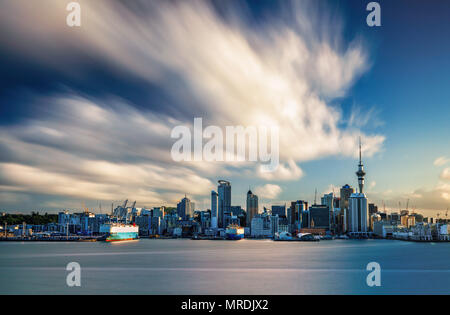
[368,203,378,216]
[211,190,218,228]
[246,190,259,227]
[339,185,354,210]
[218,180,231,228]
[271,205,286,217]
[340,184,354,233]
[177,195,192,220]
[289,200,307,232]
[309,205,330,230]
[321,192,335,232]
[348,139,369,235]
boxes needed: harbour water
[1,239,449,294]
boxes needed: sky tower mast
[356,137,366,194]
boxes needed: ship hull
[225,225,245,240]
[105,232,139,242]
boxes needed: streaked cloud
[0,0,385,210]
[434,156,450,167]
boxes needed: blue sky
[0,0,449,215]
[277,0,450,212]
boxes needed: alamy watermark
[66,1,380,28]
[171,118,279,172]
[66,262,81,287]
[366,2,381,27]
[366,262,381,287]
[66,2,81,27]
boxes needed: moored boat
[99,223,139,242]
[225,224,245,240]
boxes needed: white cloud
[322,184,340,195]
[254,184,282,199]
[434,156,450,167]
[257,159,304,181]
[441,168,450,180]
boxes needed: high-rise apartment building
[246,190,259,227]
[211,190,218,228]
[218,180,231,228]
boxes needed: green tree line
[0,212,58,225]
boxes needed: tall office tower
[321,192,335,232]
[333,197,340,209]
[211,190,218,228]
[309,205,330,230]
[368,203,378,216]
[348,194,368,233]
[177,195,192,220]
[246,190,259,227]
[348,140,369,234]
[271,205,286,217]
[231,206,244,216]
[218,180,231,228]
[340,184,355,232]
[289,200,307,232]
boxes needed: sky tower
[356,137,366,194]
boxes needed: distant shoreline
[1,237,449,243]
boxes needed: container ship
[99,223,139,242]
[225,224,245,240]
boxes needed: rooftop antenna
[314,188,317,205]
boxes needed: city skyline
[0,0,449,215]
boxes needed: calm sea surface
[1,239,449,294]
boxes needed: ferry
[225,224,245,240]
[99,223,139,242]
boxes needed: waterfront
[1,239,450,294]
